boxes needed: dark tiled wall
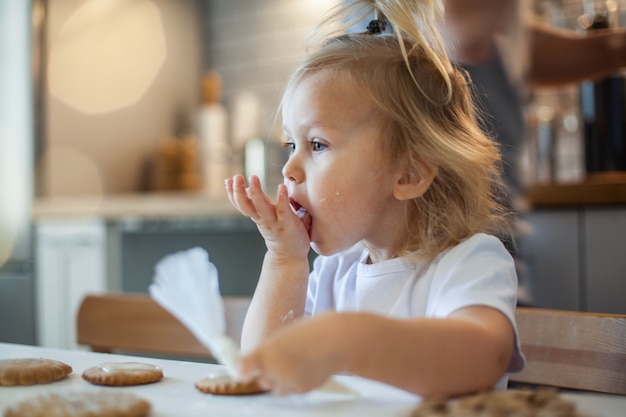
[202,0,337,128]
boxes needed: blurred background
[0,0,625,350]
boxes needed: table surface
[1,343,625,416]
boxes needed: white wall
[41,0,203,196]
[203,0,337,122]
[40,0,340,196]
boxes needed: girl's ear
[393,161,438,201]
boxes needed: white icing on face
[296,206,308,219]
[98,362,162,373]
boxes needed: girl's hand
[238,313,347,395]
[225,175,310,258]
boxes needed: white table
[1,343,624,416]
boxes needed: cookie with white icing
[0,358,72,386]
[82,362,163,386]
[4,391,150,417]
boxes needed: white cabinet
[36,219,107,349]
[522,206,626,314]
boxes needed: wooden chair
[510,307,626,395]
[76,292,250,360]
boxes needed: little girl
[225,0,524,398]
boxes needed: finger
[247,176,277,220]
[239,353,276,393]
[224,178,235,206]
[274,184,293,219]
[272,384,291,396]
[248,175,273,205]
[276,185,309,235]
[272,379,305,396]
[231,175,260,219]
[239,352,262,383]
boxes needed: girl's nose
[282,156,303,184]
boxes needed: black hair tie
[366,18,387,34]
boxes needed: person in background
[225,0,524,398]
[442,0,626,305]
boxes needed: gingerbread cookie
[82,362,163,386]
[4,391,150,417]
[195,375,269,395]
[0,358,72,386]
[412,388,586,417]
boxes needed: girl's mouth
[290,200,312,237]
[289,199,305,217]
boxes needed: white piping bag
[149,247,242,378]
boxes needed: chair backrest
[76,292,250,360]
[510,307,626,395]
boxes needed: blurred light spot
[48,0,166,114]
[38,145,104,209]
[304,0,340,14]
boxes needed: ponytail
[306,0,453,104]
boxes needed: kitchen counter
[524,172,626,208]
[519,172,626,315]
[33,172,626,221]
[32,192,240,221]
[33,193,266,351]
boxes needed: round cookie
[411,388,580,417]
[0,358,72,386]
[4,390,150,417]
[82,362,163,386]
[195,375,268,395]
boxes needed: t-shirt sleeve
[427,234,525,373]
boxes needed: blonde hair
[282,0,511,259]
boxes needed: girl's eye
[283,142,296,153]
[311,141,327,152]
[282,140,327,153]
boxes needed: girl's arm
[341,306,514,397]
[528,22,626,87]
[442,0,516,64]
[240,305,514,398]
[240,251,310,351]
[225,175,311,351]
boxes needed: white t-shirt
[305,233,525,389]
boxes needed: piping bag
[149,247,242,378]
[150,247,356,397]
